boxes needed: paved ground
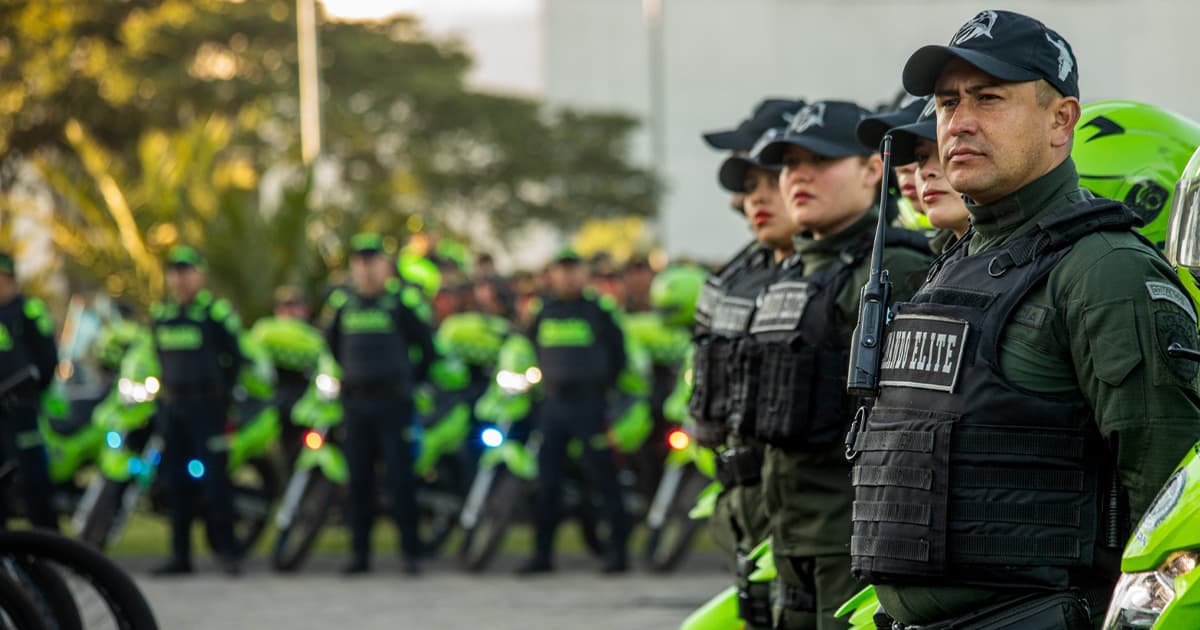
[125,553,729,630]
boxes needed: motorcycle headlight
[315,373,341,401]
[496,370,530,395]
[118,378,154,404]
[1104,550,1200,630]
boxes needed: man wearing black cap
[151,245,244,575]
[521,247,629,575]
[0,252,59,531]
[750,101,930,629]
[692,98,803,629]
[326,232,434,575]
[848,11,1200,628]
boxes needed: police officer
[0,252,58,531]
[748,101,931,629]
[520,247,629,575]
[848,11,1200,628]
[326,233,435,575]
[692,98,803,629]
[151,246,243,575]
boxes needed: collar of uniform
[794,207,876,273]
[966,158,1084,254]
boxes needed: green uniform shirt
[765,209,931,557]
[876,159,1200,625]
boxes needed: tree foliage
[0,0,657,319]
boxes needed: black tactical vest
[534,297,611,395]
[850,199,1137,589]
[747,242,864,450]
[689,244,776,447]
[338,289,412,388]
[152,294,224,391]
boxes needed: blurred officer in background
[326,233,435,576]
[521,247,629,575]
[0,251,59,531]
[151,246,244,576]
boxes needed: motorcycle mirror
[1166,146,1200,269]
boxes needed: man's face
[165,265,205,303]
[548,262,586,297]
[349,253,389,294]
[274,300,309,321]
[623,267,653,301]
[933,60,1068,204]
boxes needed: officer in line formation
[0,251,59,531]
[150,246,244,576]
[691,8,1200,630]
[323,233,435,576]
[521,247,630,575]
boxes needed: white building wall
[542,0,1200,262]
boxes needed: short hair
[1035,79,1061,109]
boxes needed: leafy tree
[0,0,657,318]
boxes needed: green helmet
[237,334,277,400]
[649,264,708,328]
[397,253,441,300]
[93,321,146,371]
[247,316,326,374]
[435,313,505,368]
[1073,100,1200,247]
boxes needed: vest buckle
[844,406,867,461]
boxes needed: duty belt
[716,446,764,487]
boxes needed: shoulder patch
[211,298,232,321]
[1146,281,1197,324]
[328,289,349,309]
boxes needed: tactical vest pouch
[726,338,761,437]
[736,551,772,627]
[754,342,851,450]
[717,445,764,487]
[907,590,1091,630]
[688,338,729,447]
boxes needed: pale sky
[320,0,542,94]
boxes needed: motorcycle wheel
[0,529,158,630]
[212,457,282,558]
[417,457,467,556]
[641,466,708,573]
[76,479,129,550]
[6,557,83,630]
[271,472,337,573]
[0,569,50,630]
[458,471,523,573]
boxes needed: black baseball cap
[0,251,13,276]
[702,99,806,151]
[717,127,784,193]
[754,100,875,165]
[890,98,940,165]
[903,10,1079,99]
[856,96,931,152]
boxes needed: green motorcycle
[457,332,656,572]
[73,335,283,554]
